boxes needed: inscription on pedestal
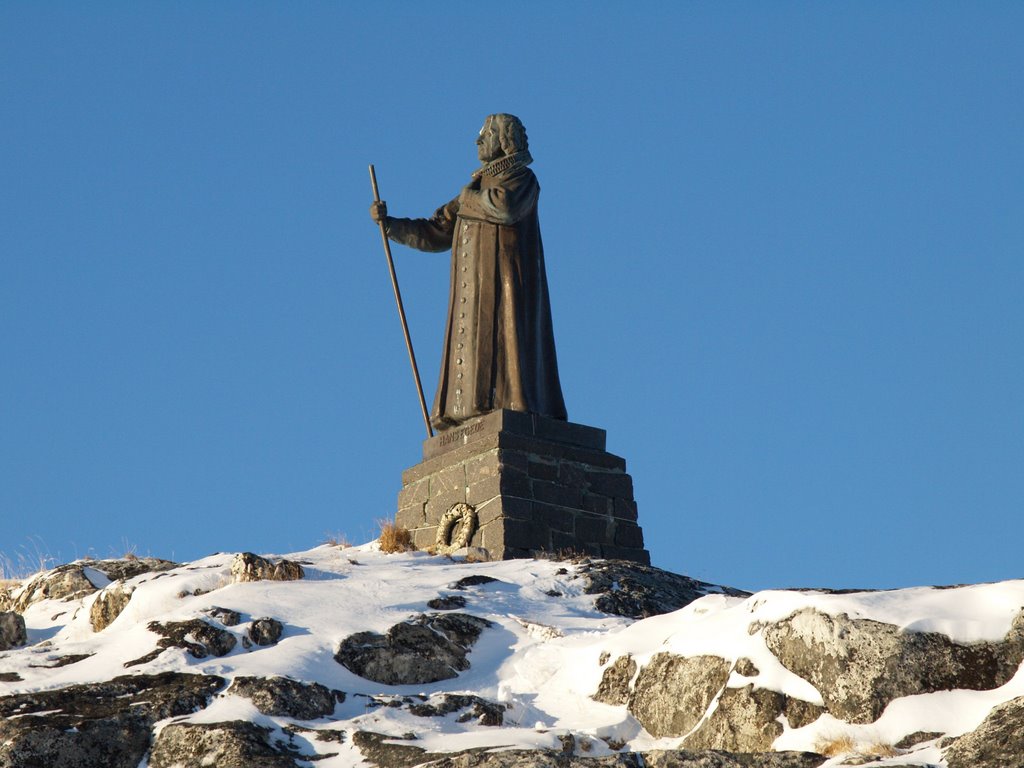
[437,420,487,448]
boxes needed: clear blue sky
[2,4,1021,591]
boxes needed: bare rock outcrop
[361,692,507,726]
[124,618,236,667]
[428,594,468,610]
[247,617,284,646]
[417,748,827,768]
[148,720,300,768]
[617,651,821,749]
[763,607,1024,723]
[407,693,508,726]
[0,672,223,768]
[944,695,1024,768]
[422,750,639,768]
[627,653,732,738]
[681,685,823,752]
[449,574,499,590]
[0,612,26,650]
[11,563,101,611]
[90,582,135,632]
[9,561,176,614]
[231,552,304,583]
[353,731,445,768]
[578,561,749,619]
[335,612,492,685]
[92,557,178,581]
[593,654,637,705]
[9,558,177,613]
[205,605,242,626]
[641,751,825,768]
[622,604,1024,746]
[230,676,343,719]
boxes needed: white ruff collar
[473,150,533,179]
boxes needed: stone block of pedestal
[395,410,649,564]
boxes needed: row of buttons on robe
[454,223,471,408]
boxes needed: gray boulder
[335,612,492,685]
[148,720,301,767]
[681,685,822,752]
[353,731,442,768]
[424,751,639,768]
[90,557,178,581]
[0,711,151,768]
[205,605,242,626]
[944,695,1024,768]
[90,582,135,632]
[450,574,499,590]
[0,612,26,650]
[230,676,343,719]
[763,607,1024,723]
[408,693,508,726]
[248,617,284,646]
[642,751,826,768]
[428,594,468,610]
[0,672,223,768]
[124,618,237,667]
[623,652,822,746]
[894,731,943,749]
[421,749,826,768]
[593,654,637,706]
[361,692,506,726]
[11,564,100,611]
[353,731,513,768]
[627,653,732,737]
[9,558,176,613]
[231,552,304,583]
[578,561,749,619]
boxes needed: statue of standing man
[370,114,567,432]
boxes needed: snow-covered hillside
[1,544,1022,768]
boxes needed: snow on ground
[1,544,1023,767]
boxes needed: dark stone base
[396,410,649,564]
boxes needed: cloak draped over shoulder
[385,164,567,431]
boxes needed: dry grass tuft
[864,741,900,757]
[814,734,856,757]
[377,519,415,554]
[813,734,901,760]
[0,540,55,580]
[117,537,140,561]
[322,532,351,549]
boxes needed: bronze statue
[370,114,567,432]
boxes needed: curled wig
[488,113,528,155]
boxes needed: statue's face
[476,119,503,163]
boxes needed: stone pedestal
[395,410,649,563]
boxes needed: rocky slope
[0,545,1021,768]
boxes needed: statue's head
[478,114,528,162]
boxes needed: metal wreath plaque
[435,503,478,554]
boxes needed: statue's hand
[369,200,388,223]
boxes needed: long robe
[385,164,567,431]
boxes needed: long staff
[369,164,433,438]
